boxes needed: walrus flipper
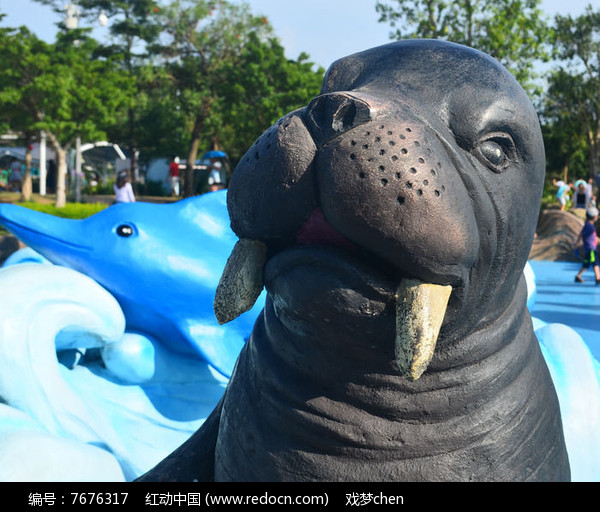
[136,396,224,482]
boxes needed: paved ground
[530,259,600,362]
[527,208,600,361]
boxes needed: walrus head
[214,39,545,381]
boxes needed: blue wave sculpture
[526,260,600,482]
[536,321,600,482]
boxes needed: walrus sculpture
[139,40,571,481]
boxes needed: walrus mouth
[214,235,452,381]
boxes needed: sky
[0,0,595,70]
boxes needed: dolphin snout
[0,204,91,255]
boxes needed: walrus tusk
[214,239,267,325]
[395,280,452,380]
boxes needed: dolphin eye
[116,224,135,237]
[474,133,516,172]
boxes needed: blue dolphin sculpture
[0,191,264,377]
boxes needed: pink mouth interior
[296,208,356,251]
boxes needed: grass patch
[16,202,108,219]
[0,197,109,236]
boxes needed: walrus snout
[315,110,479,282]
[227,111,317,241]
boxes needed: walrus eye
[474,134,516,172]
[480,141,504,165]
[116,224,135,237]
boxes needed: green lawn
[15,201,108,219]
[0,193,109,235]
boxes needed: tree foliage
[544,5,600,180]
[130,64,190,165]
[0,0,327,204]
[0,25,49,201]
[34,0,163,181]
[153,0,323,196]
[217,33,324,163]
[156,1,268,195]
[375,0,551,91]
[0,26,132,206]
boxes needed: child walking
[574,207,600,284]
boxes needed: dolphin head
[0,191,262,377]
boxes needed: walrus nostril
[305,92,373,145]
[332,102,357,132]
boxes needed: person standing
[553,178,571,211]
[587,178,596,209]
[113,170,136,204]
[574,207,600,284]
[207,160,226,192]
[574,179,589,209]
[8,159,22,192]
[167,156,181,197]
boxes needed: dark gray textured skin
[139,40,570,482]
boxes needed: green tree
[375,0,551,91]
[218,32,324,164]
[131,64,190,166]
[542,117,588,185]
[0,26,48,201]
[156,0,273,197]
[0,27,131,206]
[547,5,600,180]
[33,0,163,181]
[543,70,596,181]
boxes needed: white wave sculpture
[0,264,227,481]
